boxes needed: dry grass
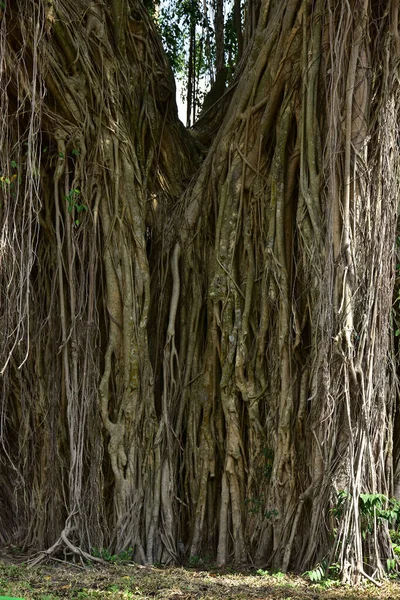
[0,557,400,600]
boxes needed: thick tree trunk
[0,0,196,563]
[179,0,400,581]
[0,0,399,583]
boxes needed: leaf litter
[0,557,399,599]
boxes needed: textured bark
[0,0,399,584]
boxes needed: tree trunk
[0,0,399,583]
[214,0,224,78]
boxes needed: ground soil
[1,555,400,599]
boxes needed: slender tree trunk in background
[234,0,243,61]
[203,0,215,85]
[0,0,399,584]
[186,7,196,126]
[214,0,224,77]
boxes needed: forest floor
[0,556,400,600]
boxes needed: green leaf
[58,152,64,158]
[75,219,80,226]
[304,565,324,582]
[72,149,80,156]
[387,558,396,573]
[10,160,17,169]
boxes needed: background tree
[0,0,399,585]
[158,0,241,123]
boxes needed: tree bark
[0,0,399,583]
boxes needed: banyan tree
[1,0,400,584]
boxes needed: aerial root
[27,524,106,568]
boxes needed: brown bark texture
[0,0,399,583]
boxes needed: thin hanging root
[165,242,181,389]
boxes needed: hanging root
[0,0,399,582]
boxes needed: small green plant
[271,570,285,580]
[264,509,279,519]
[393,544,400,557]
[262,447,274,481]
[0,174,16,186]
[331,489,348,519]
[115,547,134,562]
[245,496,264,515]
[391,529,400,543]
[90,546,133,563]
[333,491,400,574]
[75,591,92,599]
[65,188,88,225]
[187,555,200,568]
[333,491,400,531]
[304,563,325,583]
[304,560,341,586]
[390,530,400,560]
[387,557,397,573]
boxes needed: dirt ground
[1,556,400,600]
